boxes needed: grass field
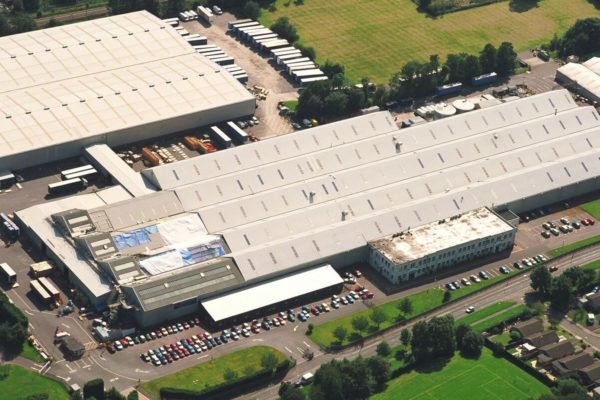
[456,301,516,326]
[371,348,551,400]
[310,268,524,347]
[471,305,530,333]
[548,235,600,257]
[0,364,70,400]
[582,199,600,220]
[140,346,286,399]
[258,0,600,82]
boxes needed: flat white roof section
[201,264,343,322]
[370,208,513,263]
[0,11,255,170]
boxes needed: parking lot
[181,13,298,139]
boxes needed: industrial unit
[14,90,600,327]
[555,57,600,103]
[0,11,255,171]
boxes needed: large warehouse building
[14,89,600,327]
[555,58,600,104]
[0,11,255,171]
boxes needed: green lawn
[0,364,69,400]
[471,305,530,333]
[581,199,600,220]
[258,0,600,82]
[581,259,600,271]
[490,332,512,346]
[310,268,525,347]
[140,346,287,399]
[456,301,516,326]
[371,348,551,400]
[20,342,45,363]
[284,100,298,112]
[548,235,600,257]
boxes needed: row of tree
[549,18,600,58]
[411,314,484,362]
[280,355,391,400]
[0,292,29,356]
[107,0,186,17]
[529,265,595,311]
[80,378,138,400]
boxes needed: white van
[301,372,314,385]
[588,313,595,325]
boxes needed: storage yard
[258,0,600,82]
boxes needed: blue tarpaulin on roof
[113,225,158,250]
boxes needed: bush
[510,330,522,342]
[376,341,391,357]
[126,392,138,400]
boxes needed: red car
[194,318,201,326]
[251,324,260,334]
[311,307,320,316]
[183,322,190,330]
[156,330,162,338]
[361,291,374,300]
[119,338,129,348]
[106,343,116,353]
[354,284,365,292]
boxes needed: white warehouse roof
[556,60,600,101]
[201,264,342,322]
[0,11,255,170]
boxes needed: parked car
[499,266,509,274]
[446,282,456,291]
[550,228,560,236]
[212,5,222,14]
[541,231,551,238]
[461,277,471,286]
[361,291,374,300]
[107,343,116,353]
[479,271,490,280]
[354,269,362,277]
[560,217,570,224]
[513,262,523,269]
[470,274,480,283]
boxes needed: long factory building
[14,89,600,327]
[0,10,255,171]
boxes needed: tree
[270,17,298,43]
[345,88,365,113]
[445,53,468,83]
[443,290,451,303]
[530,265,552,295]
[455,323,472,346]
[463,55,481,83]
[280,385,305,400]
[370,308,387,329]
[223,367,237,382]
[12,0,24,13]
[332,326,347,344]
[428,315,456,357]
[321,61,345,79]
[242,0,260,19]
[46,18,63,28]
[83,379,104,400]
[459,330,484,358]
[553,377,586,396]
[479,43,497,74]
[410,320,431,362]
[22,0,39,13]
[165,0,184,16]
[323,91,348,117]
[550,275,573,311]
[563,266,596,294]
[367,356,391,392]
[312,361,345,400]
[351,315,369,334]
[295,43,316,60]
[376,341,391,357]
[558,18,600,57]
[0,13,10,36]
[400,328,411,346]
[398,298,413,315]
[496,42,517,76]
[306,323,314,335]
[260,352,278,372]
[70,391,83,400]
[126,392,138,400]
[296,93,323,119]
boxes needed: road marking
[134,368,150,374]
[65,363,75,373]
[284,346,293,354]
[293,325,299,332]
[296,347,304,354]
[110,377,119,383]
[196,355,209,360]
[88,355,138,381]
[252,338,264,342]
[303,341,311,348]
[61,323,71,329]
[24,310,34,316]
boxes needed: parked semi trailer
[209,126,233,148]
[472,72,498,87]
[224,121,249,143]
[228,19,253,30]
[48,178,87,195]
[435,82,462,96]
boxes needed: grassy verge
[581,259,600,271]
[0,364,69,400]
[581,199,600,220]
[140,346,287,399]
[371,348,551,400]
[284,100,298,112]
[310,268,524,347]
[471,305,529,333]
[20,342,45,363]
[456,301,516,326]
[548,235,600,257]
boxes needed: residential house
[537,340,576,367]
[580,362,600,387]
[525,331,559,349]
[552,352,594,376]
[511,319,543,338]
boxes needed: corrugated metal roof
[557,62,600,99]
[0,11,254,164]
[201,264,342,322]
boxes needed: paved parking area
[182,13,298,140]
